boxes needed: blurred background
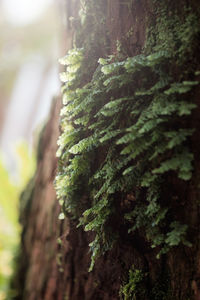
[0,0,61,298]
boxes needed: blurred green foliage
[0,142,35,300]
[0,2,57,298]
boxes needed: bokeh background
[0,0,60,298]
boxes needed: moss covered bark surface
[14,0,200,299]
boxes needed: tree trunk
[13,1,200,299]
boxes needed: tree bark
[13,1,200,299]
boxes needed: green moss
[145,3,200,65]
[56,0,200,272]
[119,267,145,300]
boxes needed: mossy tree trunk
[13,1,200,299]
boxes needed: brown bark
[15,98,147,299]
[13,1,200,299]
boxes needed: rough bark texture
[15,99,144,300]
[13,1,200,299]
